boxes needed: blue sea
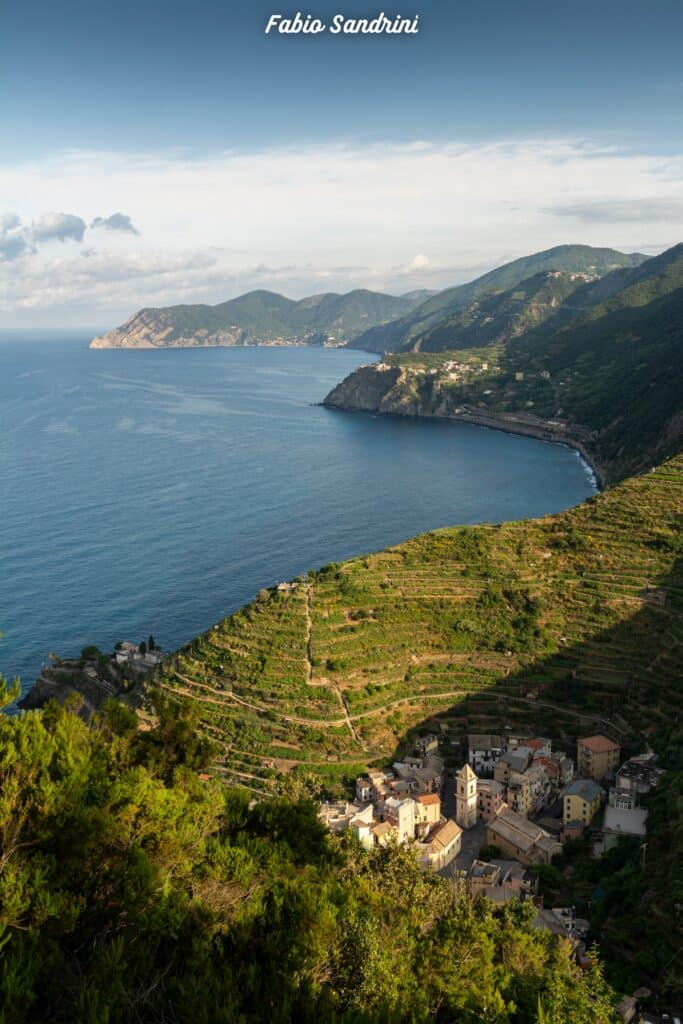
[0,332,595,701]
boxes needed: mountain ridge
[89,287,426,350]
[347,245,650,353]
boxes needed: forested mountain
[89,288,425,349]
[347,245,648,353]
[403,243,683,354]
[409,270,590,352]
[505,249,683,476]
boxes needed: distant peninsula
[89,288,432,350]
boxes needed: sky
[2,0,683,327]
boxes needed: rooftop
[578,734,620,754]
[565,778,604,802]
[428,818,462,852]
[372,822,393,838]
[468,733,503,750]
[616,755,663,788]
[418,793,440,806]
[603,805,648,837]
[498,751,531,772]
[470,859,500,882]
[536,834,561,856]
[492,859,533,884]
[477,779,503,794]
[488,806,552,853]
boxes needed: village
[320,728,663,1019]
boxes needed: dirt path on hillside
[166,667,629,743]
[304,585,366,749]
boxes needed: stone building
[455,763,478,829]
[476,778,504,822]
[486,805,561,866]
[562,778,604,825]
[577,735,620,782]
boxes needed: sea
[0,331,596,702]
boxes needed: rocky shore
[90,310,252,349]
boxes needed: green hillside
[405,244,683,354]
[459,246,683,480]
[89,287,424,349]
[411,270,589,352]
[564,242,683,319]
[347,245,648,353]
[568,241,683,322]
[507,289,683,480]
[5,455,682,1015]
[160,456,682,778]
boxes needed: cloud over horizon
[0,137,681,325]
[548,198,683,223]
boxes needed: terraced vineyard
[158,455,683,793]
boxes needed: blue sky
[2,0,683,325]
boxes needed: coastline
[438,409,604,490]
[321,399,605,491]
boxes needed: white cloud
[0,138,681,324]
[0,213,21,232]
[0,213,29,262]
[401,253,431,273]
[32,211,86,243]
[0,249,220,313]
[91,212,139,235]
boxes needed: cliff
[90,309,248,349]
[323,362,407,412]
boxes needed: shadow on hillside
[389,552,682,1000]
[393,550,682,759]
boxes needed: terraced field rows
[158,457,682,791]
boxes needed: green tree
[0,676,619,1023]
